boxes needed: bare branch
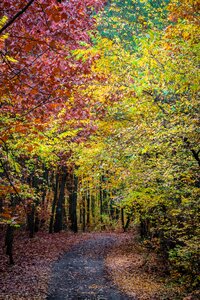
[0,0,35,35]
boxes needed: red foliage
[0,0,105,134]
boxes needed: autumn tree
[0,0,105,262]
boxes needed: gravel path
[47,234,133,300]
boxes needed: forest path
[47,233,133,300]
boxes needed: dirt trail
[47,234,134,300]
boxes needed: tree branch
[0,156,22,202]
[0,0,35,35]
[143,90,167,115]
[183,137,200,167]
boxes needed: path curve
[47,234,133,300]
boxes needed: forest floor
[0,230,187,300]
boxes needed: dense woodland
[0,0,199,297]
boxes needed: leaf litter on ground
[0,230,92,300]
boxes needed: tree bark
[49,173,59,233]
[91,194,95,220]
[54,169,67,233]
[86,185,90,227]
[27,204,35,238]
[5,224,14,264]
[124,214,131,232]
[68,173,78,233]
[82,203,86,232]
[121,208,125,230]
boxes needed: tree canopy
[0,0,199,296]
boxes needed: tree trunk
[40,167,49,229]
[82,203,86,232]
[34,210,40,233]
[99,177,103,223]
[86,185,90,227]
[68,173,78,233]
[99,175,109,226]
[124,214,131,232]
[5,224,14,264]
[140,216,149,238]
[0,196,3,214]
[110,199,115,220]
[42,167,48,204]
[115,207,120,220]
[121,208,125,230]
[54,170,67,233]
[49,173,59,233]
[91,194,95,220]
[27,204,35,238]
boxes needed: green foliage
[97,0,170,49]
